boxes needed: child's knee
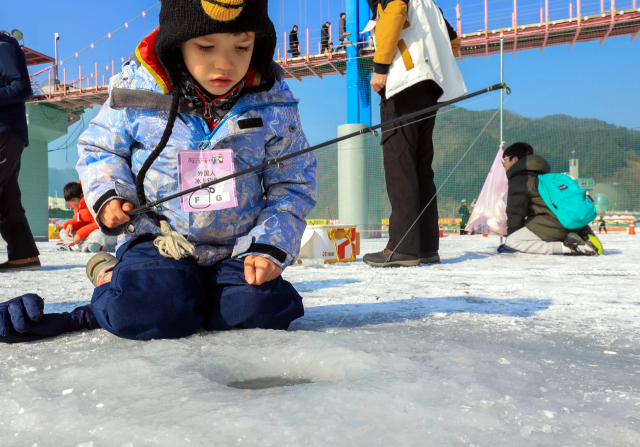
[91,246,207,340]
[203,270,304,331]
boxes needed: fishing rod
[129,82,511,216]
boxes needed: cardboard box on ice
[298,225,360,264]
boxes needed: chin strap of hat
[134,66,197,260]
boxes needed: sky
[3,0,637,170]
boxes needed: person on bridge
[362,0,466,267]
[289,25,300,57]
[0,31,41,273]
[320,21,332,54]
[0,0,317,343]
[336,12,347,52]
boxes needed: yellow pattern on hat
[201,0,245,22]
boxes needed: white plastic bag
[466,143,508,235]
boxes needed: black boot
[419,251,441,264]
[563,232,597,256]
[363,248,420,267]
[577,227,603,255]
[0,259,41,273]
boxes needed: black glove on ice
[0,294,101,343]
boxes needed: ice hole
[227,376,315,390]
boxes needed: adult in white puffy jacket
[363,0,466,267]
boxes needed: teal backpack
[536,173,597,229]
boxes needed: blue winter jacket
[0,34,32,145]
[77,59,317,269]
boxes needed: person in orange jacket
[59,182,117,252]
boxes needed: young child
[597,215,608,234]
[58,182,117,253]
[0,0,317,343]
[499,142,602,256]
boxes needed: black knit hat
[156,0,278,89]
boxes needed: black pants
[381,81,442,256]
[0,133,39,261]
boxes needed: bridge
[27,0,640,126]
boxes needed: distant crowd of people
[289,12,348,57]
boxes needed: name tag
[177,149,238,212]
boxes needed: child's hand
[99,199,135,228]
[244,255,282,286]
[65,224,73,235]
[73,234,81,245]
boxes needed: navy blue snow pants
[0,236,304,343]
[90,237,304,340]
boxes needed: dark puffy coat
[0,34,32,146]
[458,205,470,225]
[506,155,569,241]
[289,29,299,49]
[320,24,330,49]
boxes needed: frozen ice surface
[1,234,639,446]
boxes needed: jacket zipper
[203,102,213,123]
[190,100,299,149]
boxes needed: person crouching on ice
[0,0,317,343]
[58,182,118,253]
[499,143,601,256]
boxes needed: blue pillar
[346,0,372,126]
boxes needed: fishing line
[293,98,507,383]
[387,102,507,257]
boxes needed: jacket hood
[0,34,16,44]
[507,155,551,179]
[0,34,22,54]
[67,197,87,212]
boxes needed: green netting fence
[292,56,640,234]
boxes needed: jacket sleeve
[75,222,100,241]
[68,219,84,232]
[439,9,461,57]
[0,42,33,106]
[450,37,461,57]
[76,95,138,237]
[373,0,409,74]
[232,111,317,270]
[506,179,530,235]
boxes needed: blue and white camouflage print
[76,61,317,269]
